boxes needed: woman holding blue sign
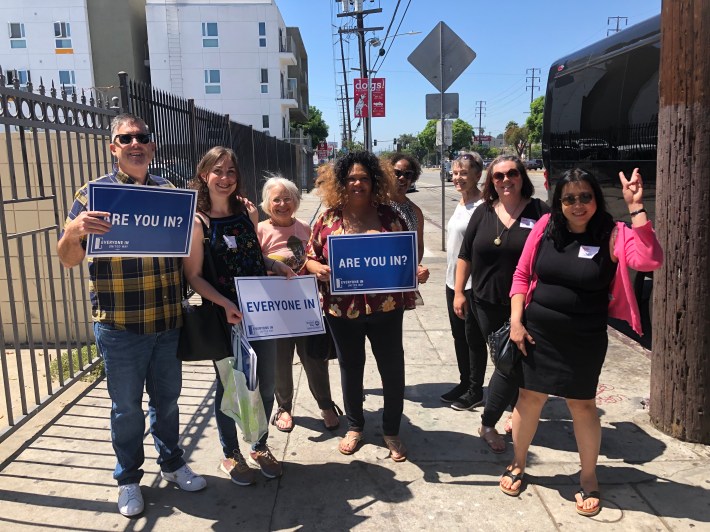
[305,151,409,462]
[184,147,293,486]
[257,176,341,433]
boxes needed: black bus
[541,15,660,345]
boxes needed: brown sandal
[339,431,364,455]
[479,426,506,453]
[322,404,343,430]
[383,435,408,462]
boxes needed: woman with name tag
[453,155,550,453]
[184,147,293,486]
[305,151,409,462]
[499,168,662,516]
[257,176,342,433]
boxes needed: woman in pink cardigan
[499,168,663,518]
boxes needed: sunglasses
[492,168,521,181]
[394,169,415,179]
[560,192,594,206]
[457,153,482,168]
[113,133,152,145]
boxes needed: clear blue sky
[277,0,661,148]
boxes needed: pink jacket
[510,213,664,335]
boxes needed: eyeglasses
[394,169,415,179]
[113,133,151,145]
[492,168,521,181]
[560,192,594,206]
[456,153,482,168]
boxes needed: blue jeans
[214,338,276,456]
[94,323,185,486]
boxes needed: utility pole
[337,85,348,146]
[607,16,628,35]
[526,67,540,160]
[336,0,382,152]
[474,100,486,141]
[651,0,710,444]
[338,32,353,144]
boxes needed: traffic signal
[374,139,377,146]
[394,138,398,145]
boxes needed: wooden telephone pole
[651,0,710,443]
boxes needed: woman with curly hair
[305,151,409,462]
[184,147,293,485]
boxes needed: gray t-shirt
[446,199,483,289]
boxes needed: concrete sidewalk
[0,189,709,531]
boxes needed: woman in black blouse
[453,155,549,453]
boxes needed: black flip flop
[575,488,601,517]
[270,408,294,433]
[500,468,525,496]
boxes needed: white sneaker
[118,483,144,517]
[161,464,207,492]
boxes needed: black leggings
[326,309,405,436]
[446,287,488,394]
[471,299,521,428]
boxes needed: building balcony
[279,39,297,65]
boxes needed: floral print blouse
[204,212,267,305]
[306,204,406,319]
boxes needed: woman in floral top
[305,151,409,462]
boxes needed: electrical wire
[372,0,412,74]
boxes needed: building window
[204,69,221,94]
[258,22,266,47]
[8,22,26,48]
[59,70,76,95]
[54,21,72,50]
[262,115,269,129]
[202,22,218,47]
[260,68,268,93]
[5,69,30,89]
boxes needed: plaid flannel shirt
[61,170,183,334]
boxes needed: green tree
[290,105,329,148]
[418,120,437,152]
[450,118,474,157]
[504,121,529,158]
[525,96,544,144]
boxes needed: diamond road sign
[407,22,476,93]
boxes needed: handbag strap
[182,214,221,301]
[197,214,220,287]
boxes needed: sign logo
[353,77,386,118]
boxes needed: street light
[365,31,421,152]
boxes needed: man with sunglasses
[57,113,206,518]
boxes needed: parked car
[525,158,543,170]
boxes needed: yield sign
[407,21,476,93]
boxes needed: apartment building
[0,0,149,99]
[146,0,309,139]
[0,1,94,96]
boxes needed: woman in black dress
[500,168,663,517]
[454,155,549,452]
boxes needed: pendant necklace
[494,200,522,246]
[494,218,505,246]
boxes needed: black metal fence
[0,72,115,442]
[0,70,313,443]
[120,73,314,203]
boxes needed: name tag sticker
[578,245,600,259]
[519,217,536,229]
[223,235,237,249]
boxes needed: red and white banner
[317,141,329,160]
[353,78,385,118]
